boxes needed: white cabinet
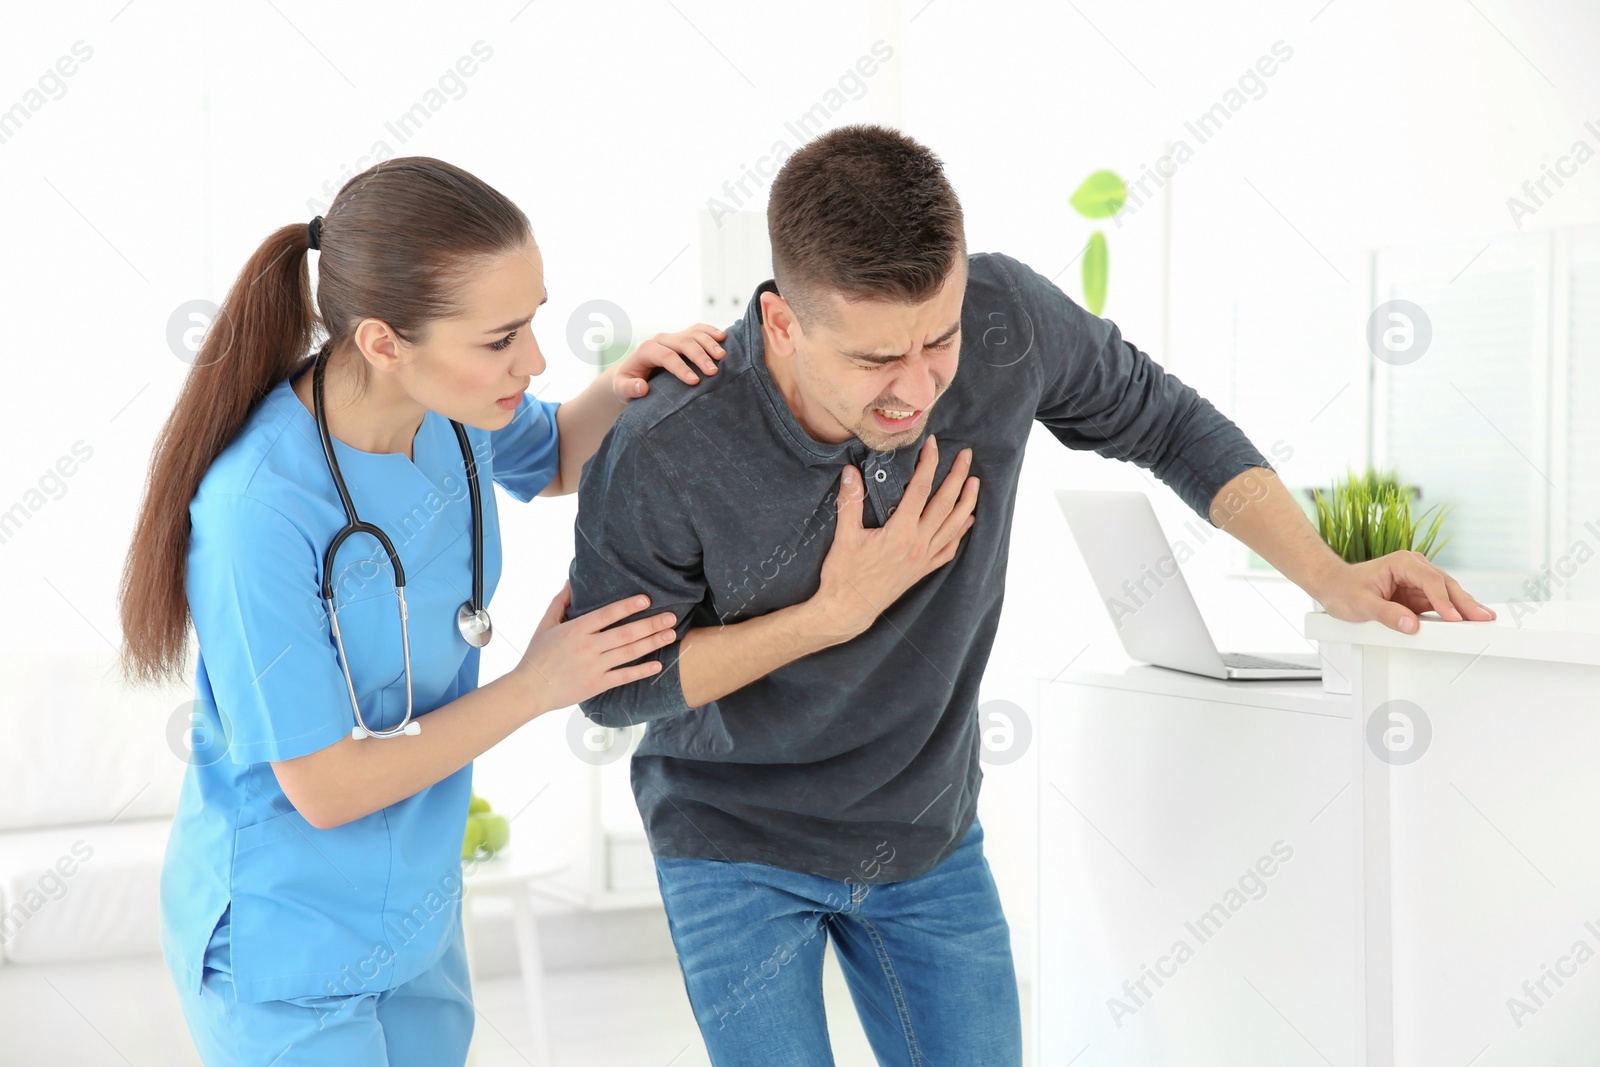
[1307,601,1600,1066]
[1037,667,1360,1065]
[1040,603,1600,1065]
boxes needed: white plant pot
[1311,599,1353,695]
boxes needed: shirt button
[874,469,887,482]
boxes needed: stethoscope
[311,346,494,740]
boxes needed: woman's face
[391,238,550,430]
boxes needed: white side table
[462,846,569,1067]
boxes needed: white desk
[1306,601,1600,1066]
[1038,665,1359,1066]
[1038,603,1600,1066]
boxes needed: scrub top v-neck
[160,364,561,1004]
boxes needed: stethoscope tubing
[309,345,490,739]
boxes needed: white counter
[1306,600,1600,1066]
[1040,601,1600,1066]
[1037,665,1361,1066]
[1305,600,1600,667]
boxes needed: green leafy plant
[1069,170,1127,316]
[1309,466,1453,564]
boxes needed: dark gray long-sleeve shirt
[566,251,1272,883]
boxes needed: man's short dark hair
[767,124,966,329]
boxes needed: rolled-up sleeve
[1003,253,1271,527]
[567,418,708,728]
[186,493,353,763]
[487,393,563,502]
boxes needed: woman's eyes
[489,330,517,352]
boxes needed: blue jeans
[653,816,1022,1066]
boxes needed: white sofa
[0,648,188,968]
[0,648,671,977]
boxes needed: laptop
[1055,489,1321,681]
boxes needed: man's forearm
[678,598,845,708]
[1209,466,1347,601]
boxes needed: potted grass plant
[1308,466,1454,693]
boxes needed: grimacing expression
[781,261,966,453]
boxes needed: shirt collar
[744,279,880,465]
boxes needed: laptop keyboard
[1221,653,1316,670]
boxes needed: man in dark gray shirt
[566,125,1494,1065]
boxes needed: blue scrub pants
[174,904,476,1066]
[653,816,1023,1066]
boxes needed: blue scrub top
[159,364,562,1004]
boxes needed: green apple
[461,813,486,859]
[469,792,491,815]
[479,813,510,854]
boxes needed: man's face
[763,260,966,453]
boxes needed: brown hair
[118,156,532,686]
[767,124,965,328]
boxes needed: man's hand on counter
[1207,467,1497,636]
[1311,551,1498,634]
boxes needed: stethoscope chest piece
[457,603,493,648]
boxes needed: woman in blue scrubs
[116,156,725,1066]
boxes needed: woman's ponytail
[117,224,319,686]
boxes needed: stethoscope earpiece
[312,348,492,740]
